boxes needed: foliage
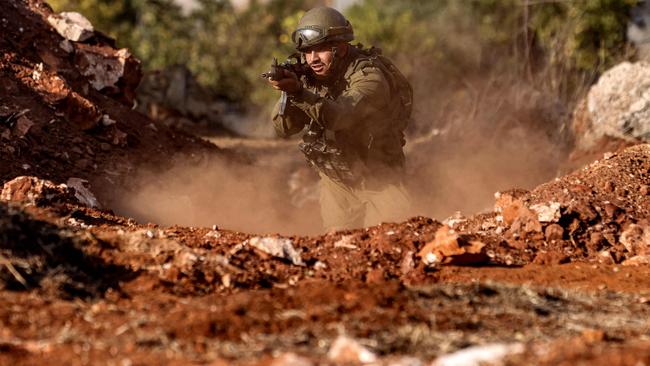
[47,0,637,111]
[47,0,139,47]
[530,0,637,99]
[346,0,636,102]
[47,0,307,105]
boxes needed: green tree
[48,0,310,105]
[48,0,637,112]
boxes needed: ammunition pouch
[299,125,358,186]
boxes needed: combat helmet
[292,7,354,51]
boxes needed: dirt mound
[1,144,648,298]
[427,145,646,271]
[0,201,133,298]
[0,0,216,207]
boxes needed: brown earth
[2,1,650,365]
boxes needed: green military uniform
[273,45,411,230]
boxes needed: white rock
[529,202,561,223]
[47,12,94,42]
[431,343,524,366]
[577,61,650,148]
[334,235,357,249]
[101,114,116,126]
[423,252,440,266]
[327,336,377,364]
[32,63,43,81]
[269,353,313,366]
[66,177,100,208]
[443,211,466,228]
[179,251,199,267]
[248,236,304,266]
[76,48,132,92]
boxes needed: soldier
[268,6,412,230]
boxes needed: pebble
[641,185,650,196]
[327,336,377,364]
[544,224,564,242]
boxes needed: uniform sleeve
[289,66,390,131]
[272,94,310,137]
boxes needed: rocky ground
[2,1,650,365]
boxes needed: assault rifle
[261,54,310,116]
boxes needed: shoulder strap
[346,44,413,129]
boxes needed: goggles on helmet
[291,23,353,51]
[292,26,326,49]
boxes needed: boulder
[1,176,73,206]
[417,226,488,267]
[1,176,100,208]
[47,12,94,42]
[573,62,650,149]
[74,45,142,105]
[247,236,305,266]
[66,178,100,208]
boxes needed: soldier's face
[304,43,346,78]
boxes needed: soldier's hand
[268,69,302,95]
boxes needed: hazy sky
[333,0,358,9]
[172,0,358,14]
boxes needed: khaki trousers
[319,173,411,231]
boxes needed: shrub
[47,0,636,116]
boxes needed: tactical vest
[357,46,413,131]
[298,45,413,186]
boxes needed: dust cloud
[113,145,324,236]
[113,111,565,236]
[404,75,569,220]
[116,65,570,235]
[405,128,563,220]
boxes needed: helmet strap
[329,46,339,72]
